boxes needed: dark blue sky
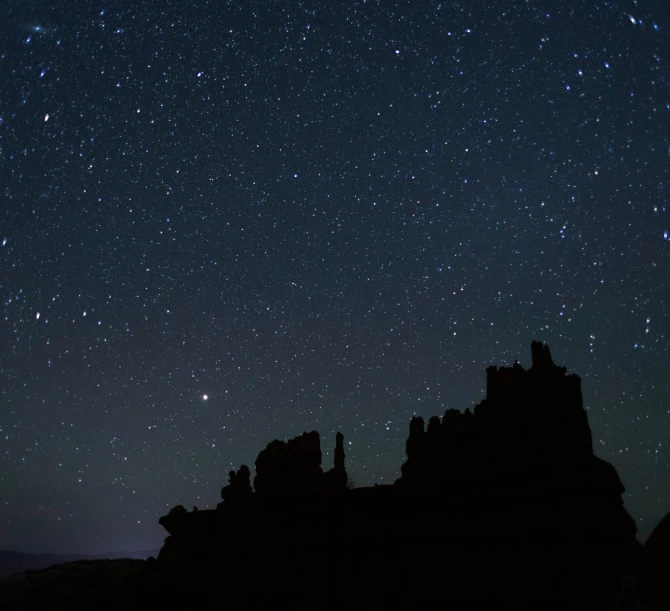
[1,0,668,554]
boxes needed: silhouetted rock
[637,512,670,607]
[154,343,639,610]
[334,431,345,471]
[253,431,325,497]
[616,511,670,611]
[531,338,559,371]
[220,465,252,505]
[398,342,600,492]
[249,430,349,498]
[325,431,348,489]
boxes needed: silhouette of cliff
[220,464,252,506]
[253,430,347,497]
[398,341,619,497]
[615,510,670,610]
[153,342,639,610]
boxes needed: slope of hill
[0,559,148,611]
[0,550,159,579]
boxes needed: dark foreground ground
[0,547,668,611]
[0,557,569,611]
[0,559,147,611]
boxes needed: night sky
[1,0,668,554]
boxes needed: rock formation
[253,431,324,497]
[615,510,670,610]
[155,342,640,610]
[398,340,611,492]
[325,431,348,489]
[220,465,252,505]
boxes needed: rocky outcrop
[393,342,637,607]
[398,341,594,490]
[253,431,324,497]
[615,510,670,610]
[324,431,348,489]
[155,343,639,609]
[220,465,252,506]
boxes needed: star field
[1,0,669,553]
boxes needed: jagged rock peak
[531,340,555,371]
[220,465,252,504]
[252,430,348,497]
[398,342,595,487]
[334,431,345,471]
